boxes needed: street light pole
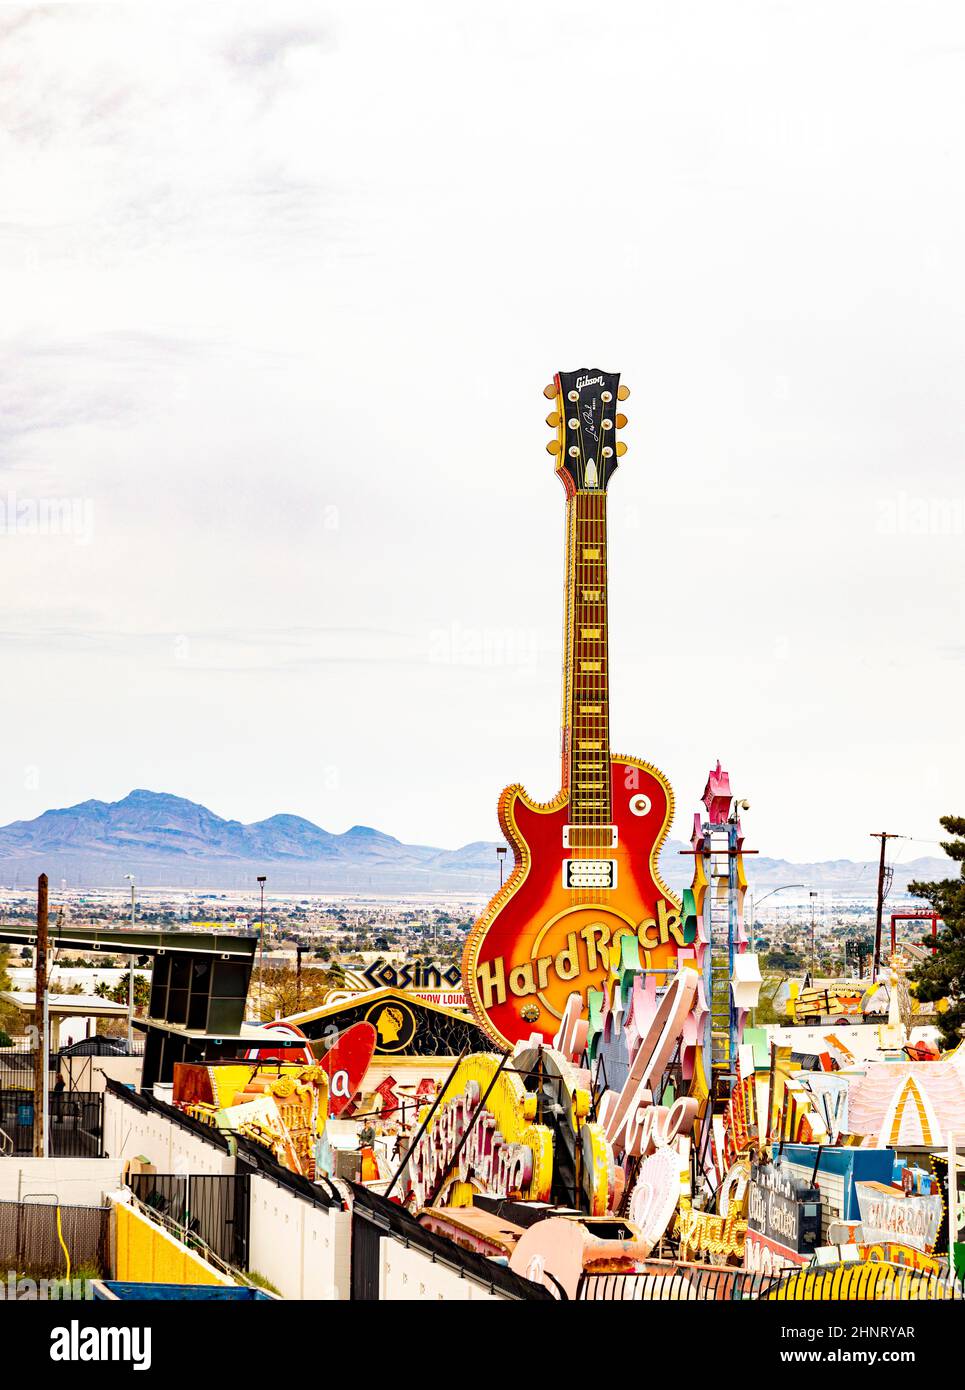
[754,883,806,907]
[748,884,805,1028]
[749,884,804,949]
[124,874,136,1050]
[496,846,507,890]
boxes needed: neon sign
[856,1182,943,1254]
[403,1054,553,1208]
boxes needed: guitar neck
[562,489,612,824]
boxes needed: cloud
[221,21,335,74]
[1,1,964,857]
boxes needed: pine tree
[908,815,965,1049]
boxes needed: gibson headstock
[544,368,629,495]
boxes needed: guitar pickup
[563,824,618,850]
[563,859,618,890]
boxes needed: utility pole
[871,832,904,981]
[32,873,48,1158]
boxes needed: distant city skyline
[3,3,964,862]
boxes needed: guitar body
[463,755,680,1050]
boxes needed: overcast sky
[2,1,964,863]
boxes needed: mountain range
[0,789,951,897]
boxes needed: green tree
[754,975,789,1026]
[248,965,331,1023]
[95,975,151,1010]
[764,945,803,972]
[909,815,965,1049]
[0,947,18,1038]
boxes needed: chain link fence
[0,1199,110,1279]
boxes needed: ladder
[705,826,738,1093]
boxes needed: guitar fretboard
[563,490,611,826]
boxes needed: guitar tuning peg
[546,439,562,456]
[617,384,630,401]
[616,413,628,429]
[616,441,627,456]
[543,382,558,400]
[546,411,561,428]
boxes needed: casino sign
[362,958,463,992]
[323,959,468,1011]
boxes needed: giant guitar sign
[463,369,686,1049]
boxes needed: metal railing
[576,1258,964,1301]
[577,1260,782,1301]
[124,1190,243,1285]
[0,1090,104,1156]
[765,1260,964,1301]
[129,1173,250,1271]
[0,1047,58,1090]
[0,1040,144,1091]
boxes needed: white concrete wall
[102,1093,354,1297]
[379,1240,508,1301]
[247,1172,351,1301]
[60,1055,142,1094]
[102,1090,235,1176]
[0,1156,122,1205]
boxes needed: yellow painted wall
[114,1203,233,1287]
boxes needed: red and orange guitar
[463,369,684,1050]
